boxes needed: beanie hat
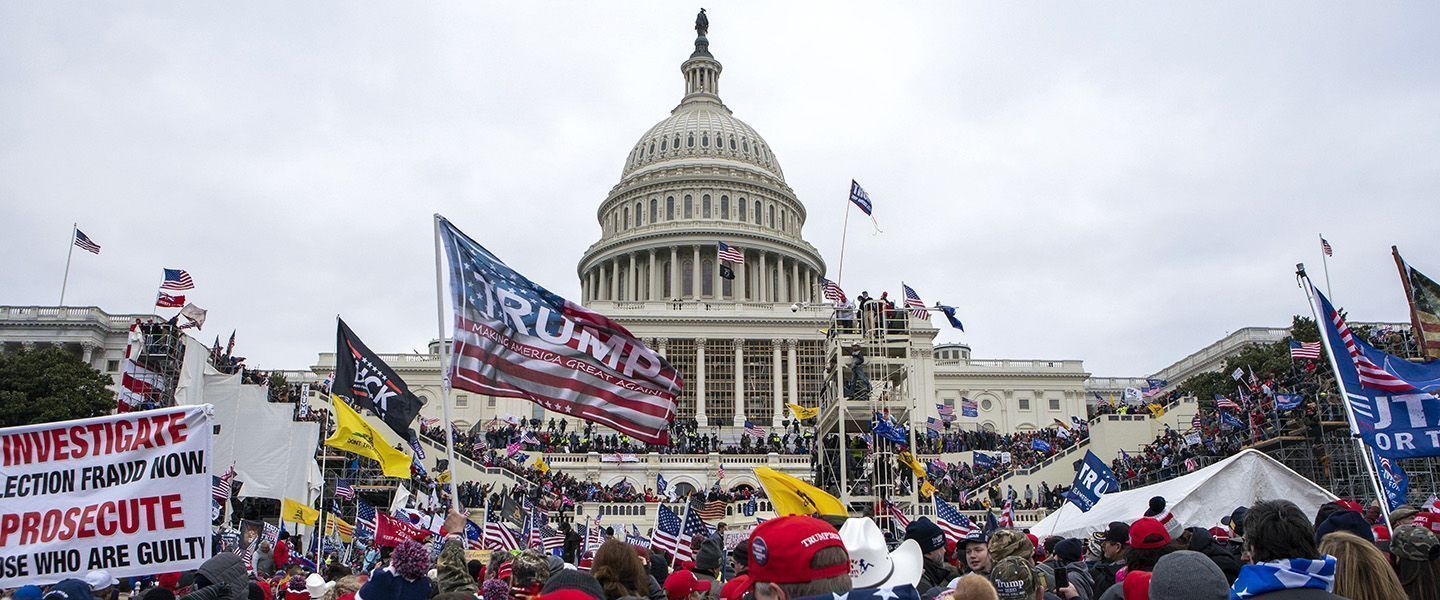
[1025,533,1044,561]
[1129,517,1171,550]
[695,534,724,571]
[904,517,947,555]
[284,575,309,600]
[483,579,512,600]
[1145,497,1184,540]
[391,540,431,581]
[1054,538,1084,564]
[1314,510,1374,543]
[540,569,605,600]
[987,530,1034,563]
[1390,524,1440,562]
[989,557,1036,600]
[1148,550,1228,600]
[1206,527,1230,545]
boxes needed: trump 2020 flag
[437,215,682,444]
[1372,452,1409,511]
[1065,450,1120,512]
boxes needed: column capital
[733,337,746,346]
[695,337,708,348]
[785,338,798,348]
[656,337,669,346]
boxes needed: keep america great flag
[436,215,682,444]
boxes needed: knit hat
[987,530,1033,563]
[1129,517,1171,550]
[695,534,724,571]
[1206,526,1230,545]
[1314,510,1374,543]
[1145,497,1184,540]
[284,575,309,600]
[904,517,947,555]
[1054,538,1084,564]
[1390,524,1440,562]
[1372,525,1391,553]
[747,515,848,585]
[541,569,606,600]
[989,557,1036,600]
[1148,550,1228,600]
[391,540,430,581]
[483,578,513,600]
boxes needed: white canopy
[1031,448,1337,539]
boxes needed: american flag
[334,479,355,500]
[650,506,692,562]
[541,524,565,552]
[484,509,520,551]
[961,397,978,417]
[438,216,682,445]
[695,498,728,522]
[73,228,101,254]
[1215,396,1240,411]
[997,500,1015,528]
[744,419,766,438]
[356,500,377,535]
[936,402,954,418]
[821,278,847,303]
[934,498,977,543]
[155,292,186,308]
[465,519,484,550]
[160,268,195,290]
[212,464,235,503]
[1290,340,1322,360]
[717,242,745,263]
[902,284,929,319]
[683,505,712,542]
[1321,237,1333,257]
[849,180,873,216]
[926,417,943,434]
[1328,301,1413,391]
[1191,412,1203,430]
[526,503,544,549]
[884,500,911,528]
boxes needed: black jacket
[1186,527,1242,584]
[918,555,960,594]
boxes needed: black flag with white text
[335,318,425,439]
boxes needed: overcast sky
[2,2,1436,378]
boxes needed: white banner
[0,406,213,586]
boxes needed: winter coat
[1237,590,1345,600]
[195,553,250,600]
[1185,527,1242,584]
[918,555,960,594]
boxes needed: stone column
[786,339,799,414]
[670,248,680,300]
[656,338,668,358]
[648,249,659,301]
[696,338,708,427]
[610,259,620,301]
[737,251,748,301]
[597,263,607,301]
[712,247,723,301]
[80,342,95,366]
[627,253,637,301]
[691,245,701,301]
[771,340,783,427]
[733,339,746,426]
[759,252,769,302]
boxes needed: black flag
[334,318,425,439]
[719,263,735,280]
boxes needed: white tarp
[173,342,320,502]
[1032,449,1337,539]
[0,406,213,586]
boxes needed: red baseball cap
[1208,526,1231,545]
[1129,517,1171,550]
[719,575,752,600]
[664,571,709,600]
[748,516,849,585]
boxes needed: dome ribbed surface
[622,107,784,180]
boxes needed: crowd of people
[430,418,812,458]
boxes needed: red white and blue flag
[156,292,186,308]
[650,505,692,562]
[1215,396,1240,411]
[961,397,978,418]
[73,228,101,254]
[744,419,766,438]
[1290,340,1322,360]
[717,242,745,263]
[821,278,847,303]
[935,497,977,542]
[884,499,911,528]
[161,268,195,290]
[437,216,682,444]
[902,283,929,320]
[334,479,355,500]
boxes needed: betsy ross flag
[902,283,929,319]
[437,216,681,445]
[717,242,745,263]
[1290,339,1322,360]
[156,292,186,308]
[73,228,101,254]
[821,278,847,303]
[744,419,766,438]
[160,268,195,290]
[935,497,977,543]
[334,479,355,500]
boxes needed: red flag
[156,292,186,308]
[375,512,430,547]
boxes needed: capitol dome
[578,20,825,308]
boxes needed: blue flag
[872,413,907,444]
[656,473,668,494]
[1031,439,1052,453]
[1313,287,1440,458]
[1276,393,1303,411]
[848,180,874,215]
[936,304,964,331]
[743,497,757,516]
[1064,451,1120,512]
[798,585,918,600]
[1373,453,1409,511]
[974,452,995,469]
[1219,411,1244,430]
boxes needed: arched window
[687,134,695,148]
[667,197,675,220]
[684,195,693,219]
[768,204,775,228]
[729,137,736,150]
[650,199,658,223]
[720,195,730,219]
[702,194,711,218]
[738,198,747,221]
[649,142,655,154]
[682,259,694,296]
[742,140,750,153]
[701,260,714,296]
[661,139,668,151]
[635,202,643,226]
[780,209,786,231]
[754,200,762,224]
[701,133,709,147]
[673,135,680,148]
[623,206,630,230]
[662,261,672,297]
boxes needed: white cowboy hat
[305,573,334,599]
[839,517,923,589]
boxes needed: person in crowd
[951,574,999,600]
[358,540,434,600]
[963,534,994,578]
[693,529,726,598]
[1316,531,1405,600]
[987,531,1045,592]
[1230,500,1343,600]
[747,516,851,600]
[320,577,362,600]
[1097,517,1174,600]
[720,545,751,600]
[988,557,1044,600]
[665,572,711,600]
[1046,539,1093,600]
[42,580,96,600]
[1178,527,1240,584]
[906,518,959,592]
[1145,550,1228,600]
[592,540,652,600]
[541,570,608,600]
[1390,524,1440,600]
[1087,523,1128,598]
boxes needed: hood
[1187,527,1217,551]
[198,553,251,600]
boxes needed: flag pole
[1298,270,1391,527]
[836,198,852,286]
[1318,234,1334,300]
[60,223,77,306]
[1391,246,1427,358]
[432,215,462,514]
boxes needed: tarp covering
[1031,449,1337,539]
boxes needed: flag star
[831,594,848,600]
[873,588,897,600]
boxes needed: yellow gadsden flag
[534,456,551,474]
[325,394,412,478]
[281,498,319,526]
[788,403,819,421]
[755,467,846,518]
[897,451,926,479]
[919,479,937,498]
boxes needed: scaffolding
[814,305,923,535]
[129,318,188,409]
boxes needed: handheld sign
[0,406,213,586]
[1064,450,1120,513]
